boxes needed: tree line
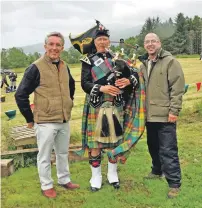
[112,13,202,58]
[1,47,81,69]
[1,13,202,69]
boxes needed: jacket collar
[43,53,61,64]
[138,48,163,64]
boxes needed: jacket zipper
[143,60,156,121]
[56,64,65,122]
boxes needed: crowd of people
[15,24,185,199]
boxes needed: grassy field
[1,58,202,208]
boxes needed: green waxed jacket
[139,49,185,122]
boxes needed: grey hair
[45,32,65,46]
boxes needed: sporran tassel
[101,110,110,137]
[112,113,123,136]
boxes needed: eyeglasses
[144,39,159,45]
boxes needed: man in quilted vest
[15,32,79,198]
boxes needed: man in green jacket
[139,33,185,198]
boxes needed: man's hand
[27,122,34,128]
[115,78,130,89]
[100,85,120,96]
[168,114,178,123]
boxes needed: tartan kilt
[82,93,124,149]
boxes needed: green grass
[12,64,82,73]
[13,67,26,73]
[1,57,202,207]
[1,121,202,208]
[175,54,200,58]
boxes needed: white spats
[107,162,119,183]
[90,166,102,188]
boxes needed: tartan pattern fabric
[107,70,146,163]
[104,58,113,70]
[91,58,113,82]
[91,66,106,82]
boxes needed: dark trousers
[1,80,9,88]
[146,122,181,188]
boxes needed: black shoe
[144,172,164,180]
[90,187,100,192]
[110,182,120,189]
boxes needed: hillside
[19,25,142,54]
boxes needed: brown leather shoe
[59,182,80,190]
[42,188,57,198]
[167,188,180,198]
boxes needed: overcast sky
[1,0,202,48]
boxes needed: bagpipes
[103,48,136,90]
[69,20,139,68]
[69,20,140,96]
[69,19,140,106]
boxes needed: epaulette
[80,56,91,65]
